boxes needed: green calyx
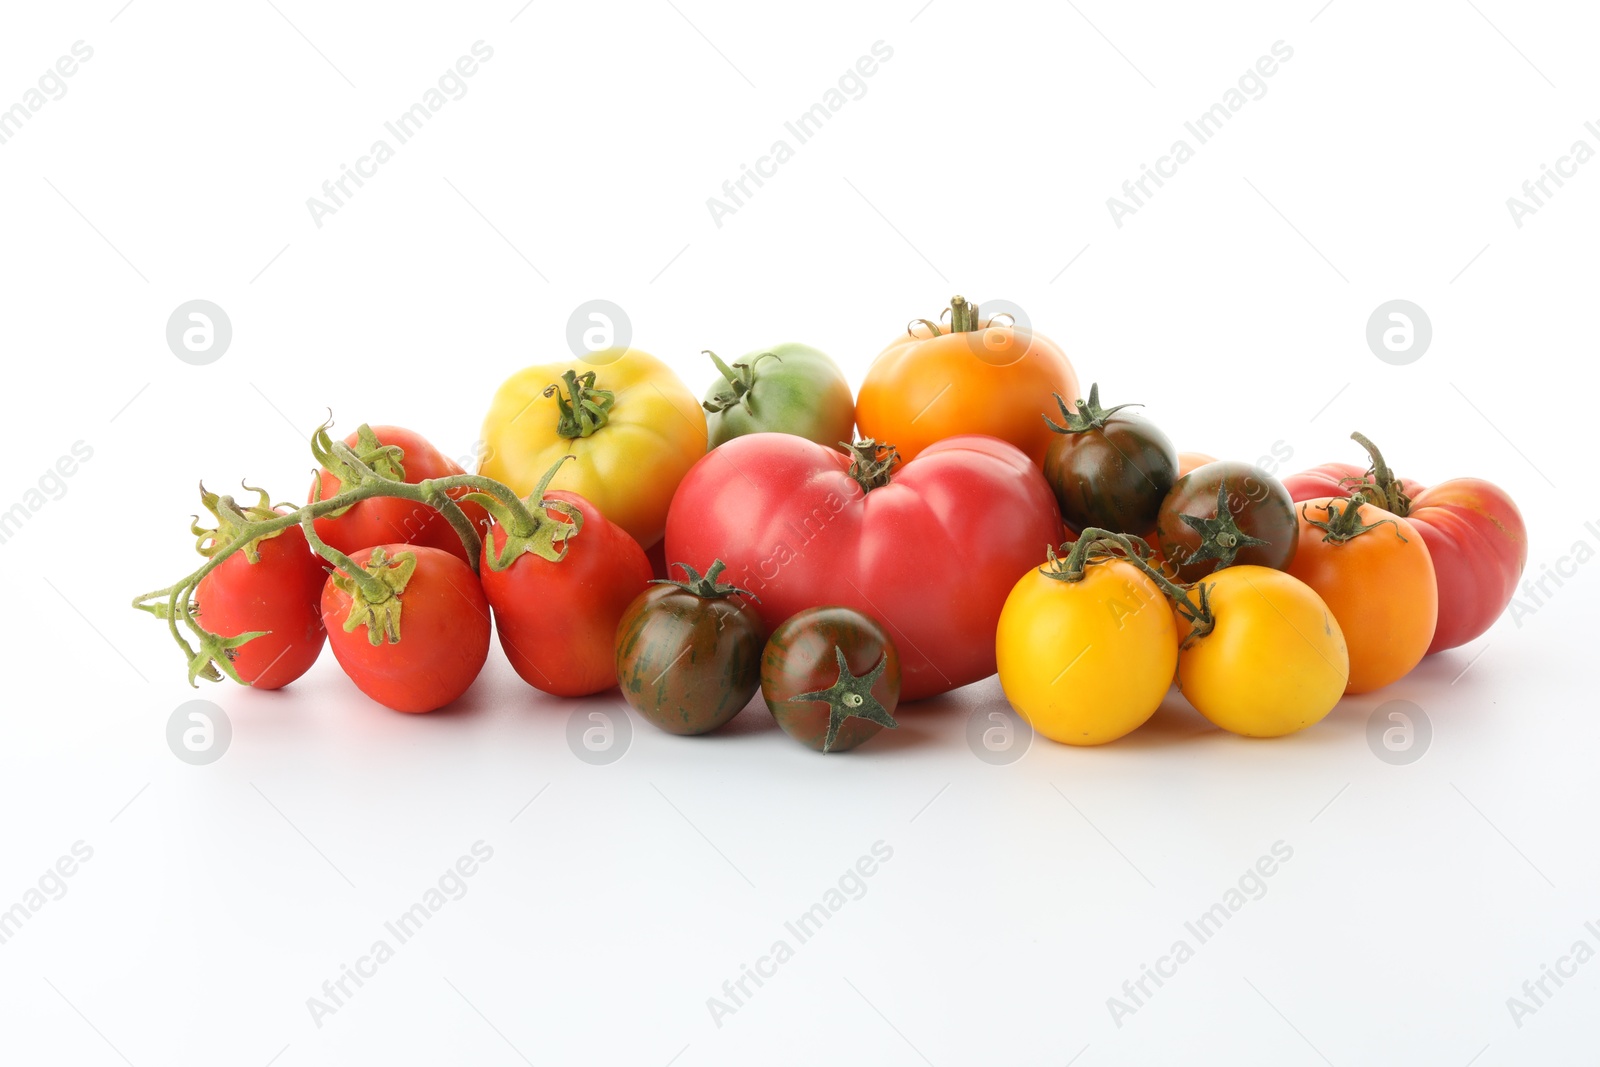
[1177,482,1271,570]
[651,559,759,601]
[702,350,782,414]
[1301,496,1408,545]
[842,438,899,493]
[312,420,406,495]
[544,369,616,439]
[468,455,585,571]
[331,546,417,646]
[908,294,990,337]
[1043,382,1138,435]
[791,646,899,752]
[191,482,286,563]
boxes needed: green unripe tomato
[701,343,855,450]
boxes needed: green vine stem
[702,350,781,414]
[464,455,585,571]
[1041,528,1216,640]
[908,294,989,337]
[132,418,553,687]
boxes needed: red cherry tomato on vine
[195,502,328,690]
[310,424,489,567]
[480,485,653,698]
[321,544,490,713]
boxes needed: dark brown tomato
[1042,384,1177,535]
[613,562,765,735]
[1155,460,1298,584]
[761,607,901,753]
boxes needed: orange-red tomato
[856,296,1078,465]
[1287,497,1437,694]
[1177,451,1217,477]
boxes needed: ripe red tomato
[310,425,490,566]
[1283,434,1527,654]
[320,544,490,713]
[195,522,328,689]
[481,490,653,697]
[663,433,1063,701]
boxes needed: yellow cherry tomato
[479,349,706,548]
[996,556,1177,745]
[1175,565,1348,738]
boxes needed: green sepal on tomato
[192,484,328,689]
[320,544,490,713]
[702,344,855,450]
[1043,383,1177,536]
[1282,432,1527,655]
[309,423,489,567]
[614,560,765,735]
[475,457,653,698]
[761,607,900,752]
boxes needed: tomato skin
[703,343,855,450]
[1044,409,1176,535]
[1287,498,1438,693]
[1155,461,1299,583]
[479,349,707,548]
[614,583,765,735]
[311,426,489,567]
[1285,468,1526,654]
[480,491,653,698]
[1177,451,1216,478]
[856,309,1079,465]
[663,433,1063,702]
[761,607,901,752]
[996,559,1176,745]
[1176,566,1348,737]
[321,545,490,713]
[195,524,327,689]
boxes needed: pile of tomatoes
[141,296,1528,752]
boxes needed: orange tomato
[1177,451,1216,477]
[856,295,1078,465]
[1287,497,1437,694]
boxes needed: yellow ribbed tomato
[996,553,1177,746]
[1175,565,1349,737]
[479,349,706,548]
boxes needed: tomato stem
[702,350,782,414]
[1050,528,1216,637]
[651,559,759,602]
[842,438,899,493]
[1299,496,1409,545]
[1349,432,1413,517]
[465,456,585,571]
[544,369,616,439]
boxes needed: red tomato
[195,523,327,689]
[321,544,490,713]
[310,425,490,566]
[1284,435,1527,654]
[480,490,653,697]
[663,433,1063,701]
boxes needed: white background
[0,1,1594,1064]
